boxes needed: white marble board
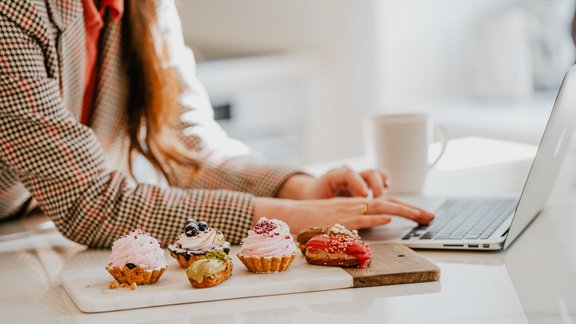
[62,254,353,313]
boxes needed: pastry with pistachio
[168,218,231,268]
[186,251,233,288]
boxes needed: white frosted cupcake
[168,219,231,268]
[105,229,167,285]
[237,217,297,273]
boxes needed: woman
[0,0,433,248]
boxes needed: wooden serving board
[345,243,440,287]
[62,243,439,313]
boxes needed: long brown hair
[123,0,200,184]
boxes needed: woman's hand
[255,196,434,233]
[277,166,391,200]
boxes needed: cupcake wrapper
[237,253,296,273]
[106,264,166,285]
[169,251,205,268]
[188,260,233,288]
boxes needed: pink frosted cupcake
[237,217,297,273]
[105,229,167,285]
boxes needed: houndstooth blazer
[0,0,299,247]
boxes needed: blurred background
[176,0,576,165]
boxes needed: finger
[370,200,433,225]
[342,215,392,229]
[328,166,369,197]
[386,197,435,219]
[343,167,370,197]
[378,169,392,188]
[360,170,385,198]
[385,200,434,225]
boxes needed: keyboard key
[418,198,517,241]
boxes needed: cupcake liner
[236,253,297,273]
[105,264,166,285]
[169,250,205,268]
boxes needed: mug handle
[428,126,448,169]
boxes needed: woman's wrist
[254,197,308,232]
[276,174,316,200]
[254,197,291,223]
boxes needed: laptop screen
[504,65,576,248]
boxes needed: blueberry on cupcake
[168,219,231,268]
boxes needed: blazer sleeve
[0,16,253,247]
[157,0,303,196]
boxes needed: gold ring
[360,202,369,215]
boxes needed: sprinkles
[253,218,279,237]
[118,229,162,247]
[321,235,365,253]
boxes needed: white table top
[1,137,576,323]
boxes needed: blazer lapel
[90,16,130,151]
[0,0,59,78]
[45,0,82,32]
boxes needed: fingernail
[362,185,370,196]
[409,209,421,217]
[366,188,373,200]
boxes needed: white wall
[176,0,575,163]
[177,0,379,163]
[376,0,575,108]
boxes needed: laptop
[362,66,576,251]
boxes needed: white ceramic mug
[365,113,447,194]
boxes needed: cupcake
[105,229,167,285]
[237,217,297,273]
[186,251,233,288]
[168,218,231,268]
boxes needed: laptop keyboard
[402,198,518,241]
